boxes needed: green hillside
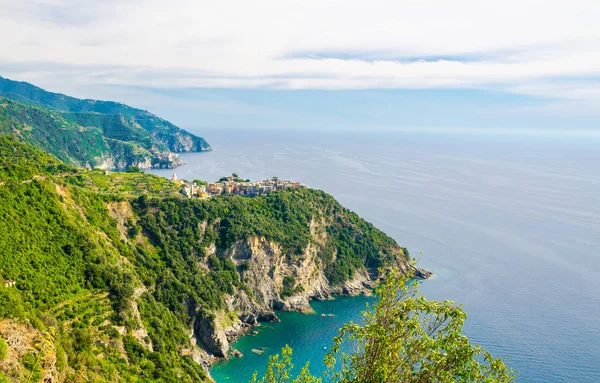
[0,136,415,382]
[0,76,211,169]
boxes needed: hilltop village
[172,173,307,198]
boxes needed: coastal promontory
[0,136,428,382]
[0,75,211,170]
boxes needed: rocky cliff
[191,234,431,363]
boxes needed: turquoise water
[211,296,372,382]
[149,129,600,382]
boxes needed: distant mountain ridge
[0,75,211,169]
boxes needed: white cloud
[0,0,599,101]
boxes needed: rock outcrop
[194,314,230,358]
[0,319,59,383]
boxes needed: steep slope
[0,136,429,382]
[0,97,155,169]
[0,75,211,169]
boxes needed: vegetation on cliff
[0,75,211,169]
[136,187,406,289]
[0,136,415,382]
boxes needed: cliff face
[93,152,153,170]
[193,236,328,358]
[228,236,336,312]
[128,188,433,367]
[0,320,59,383]
[191,231,430,361]
[154,129,211,153]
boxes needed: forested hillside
[0,76,211,170]
[0,136,420,382]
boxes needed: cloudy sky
[0,0,599,133]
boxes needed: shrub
[71,328,93,352]
[281,276,296,298]
[0,338,7,360]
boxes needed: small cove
[210,295,373,382]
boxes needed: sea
[147,128,600,383]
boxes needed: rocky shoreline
[189,234,433,369]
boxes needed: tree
[253,267,516,383]
[250,346,321,383]
[325,268,516,383]
[72,328,93,352]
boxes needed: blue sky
[0,0,599,134]
[62,85,597,136]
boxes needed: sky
[0,0,599,133]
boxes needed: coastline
[204,264,432,370]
